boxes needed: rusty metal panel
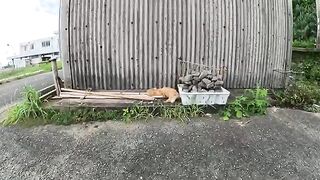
[60,0,293,90]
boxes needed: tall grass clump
[3,87,47,126]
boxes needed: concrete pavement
[0,108,320,179]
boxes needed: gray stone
[215,80,224,87]
[185,81,192,85]
[199,71,210,80]
[212,76,218,82]
[198,81,207,89]
[200,89,208,92]
[192,86,198,93]
[206,82,215,90]
[191,72,201,77]
[207,74,214,80]
[180,75,193,83]
[202,78,212,85]
[193,76,201,82]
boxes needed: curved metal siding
[60,0,293,90]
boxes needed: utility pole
[316,0,320,48]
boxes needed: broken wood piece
[61,92,156,100]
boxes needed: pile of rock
[179,71,224,92]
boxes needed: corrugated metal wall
[60,0,293,90]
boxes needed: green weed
[223,87,269,121]
[122,105,154,123]
[3,87,47,126]
[47,108,122,126]
[160,104,204,122]
[275,81,320,109]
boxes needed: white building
[8,34,59,68]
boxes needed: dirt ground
[0,108,320,179]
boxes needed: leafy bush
[275,81,320,109]
[309,66,320,82]
[291,55,320,83]
[3,87,47,126]
[223,87,269,121]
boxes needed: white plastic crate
[178,84,230,105]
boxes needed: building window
[30,44,34,50]
[42,41,51,47]
[23,45,27,51]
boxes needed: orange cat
[147,87,180,103]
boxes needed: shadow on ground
[0,108,320,179]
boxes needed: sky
[0,0,59,67]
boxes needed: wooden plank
[51,59,61,96]
[40,90,57,101]
[292,47,320,52]
[61,88,154,101]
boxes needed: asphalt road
[0,108,320,179]
[0,71,62,108]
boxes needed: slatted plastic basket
[178,84,230,105]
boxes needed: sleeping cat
[147,87,180,103]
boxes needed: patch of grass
[47,108,123,126]
[222,87,269,121]
[122,105,154,123]
[160,104,204,122]
[0,61,63,81]
[3,87,47,126]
